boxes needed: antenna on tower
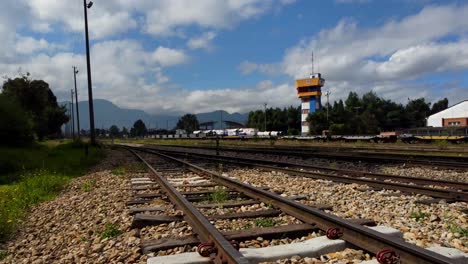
[310,51,314,78]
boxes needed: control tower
[295,73,325,135]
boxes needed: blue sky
[1,0,468,114]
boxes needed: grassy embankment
[0,140,105,242]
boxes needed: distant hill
[60,99,248,130]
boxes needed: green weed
[0,141,104,185]
[81,179,95,192]
[254,218,280,228]
[410,212,429,221]
[435,140,449,149]
[0,250,7,260]
[0,141,105,241]
[111,166,127,176]
[266,201,274,209]
[209,188,229,203]
[0,170,70,241]
[449,224,468,238]
[101,223,122,239]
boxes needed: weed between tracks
[410,211,430,221]
[209,188,229,203]
[243,218,283,229]
[254,218,279,227]
[449,225,468,238]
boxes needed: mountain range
[60,99,248,130]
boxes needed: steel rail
[143,146,468,191]
[154,145,468,169]
[128,149,249,264]
[135,147,468,202]
[147,150,456,264]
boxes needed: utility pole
[70,91,75,140]
[73,66,80,139]
[263,103,267,131]
[67,103,72,137]
[83,0,96,145]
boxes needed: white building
[426,100,468,127]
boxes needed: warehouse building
[427,100,468,127]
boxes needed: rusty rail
[129,149,249,264]
[137,146,468,202]
[147,150,455,264]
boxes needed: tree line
[0,74,69,146]
[106,114,200,138]
[246,92,448,135]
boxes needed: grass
[0,140,105,242]
[0,140,104,185]
[450,225,468,238]
[410,211,430,221]
[254,218,280,228]
[101,223,122,239]
[209,188,229,203]
[81,179,95,192]
[0,170,70,240]
[111,166,127,176]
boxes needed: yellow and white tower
[295,73,325,135]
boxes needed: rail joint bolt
[326,227,343,239]
[376,248,400,264]
[197,242,217,257]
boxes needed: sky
[1,0,468,115]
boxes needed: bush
[0,95,34,146]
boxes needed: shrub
[0,95,34,146]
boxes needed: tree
[430,98,448,115]
[176,114,199,134]
[131,119,147,137]
[121,127,129,137]
[0,94,34,146]
[2,74,69,140]
[286,106,301,135]
[307,111,328,135]
[405,98,430,128]
[109,125,120,137]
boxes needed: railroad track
[151,144,468,169]
[124,146,461,264]
[132,145,468,203]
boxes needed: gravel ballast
[1,149,148,264]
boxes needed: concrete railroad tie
[147,226,468,264]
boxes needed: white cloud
[24,0,295,38]
[244,4,468,104]
[152,47,189,67]
[141,0,295,36]
[122,81,298,114]
[27,0,137,39]
[187,31,217,50]
[15,36,67,55]
[239,61,281,75]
